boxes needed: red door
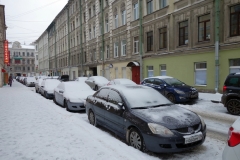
[132,66,140,84]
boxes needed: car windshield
[93,76,109,83]
[121,86,171,108]
[163,78,184,86]
[116,79,136,85]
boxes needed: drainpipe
[215,0,220,93]
[101,0,105,77]
[79,0,83,76]
[67,7,71,79]
[139,0,143,82]
[48,33,50,76]
[54,23,57,76]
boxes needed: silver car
[222,117,240,160]
[85,76,109,91]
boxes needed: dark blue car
[141,76,198,103]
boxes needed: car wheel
[64,100,69,111]
[226,99,240,115]
[44,92,48,99]
[129,128,144,151]
[167,94,176,103]
[94,85,98,91]
[35,88,38,93]
[88,110,97,126]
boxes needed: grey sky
[0,0,68,45]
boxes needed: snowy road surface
[0,81,225,160]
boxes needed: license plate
[184,132,202,144]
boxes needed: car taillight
[228,127,240,147]
[223,85,227,92]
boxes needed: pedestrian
[8,74,14,87]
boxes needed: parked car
[107,79,136,86]
[141,76,198,103]
[75,77,88,83]
[23,77,27,85]
[25,77,36,87]
[58,75,69,82]
[221,73,240,115]
[54,81,95,111]
[222,117,240,160]
[85,85,206,153]
[20,77,25,84]
[35,76,47,93]
[39,79,61,99]
[85,76,109,91]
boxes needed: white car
[39,79,61,99]
[75,77,88,83]
[222,117,240,160]
[35,76,47,93]
[25,77,36,87]
[54,82,95,111]
[107,79,136,85]
[85,76,109,91]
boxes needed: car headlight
[148,123,174,136]
[174,89,185,95]
[198,115,206,129]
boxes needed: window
[153,79,163,85]
[28,67,30,71]
[134,37,139,54]
[122,10,126,25]
[105,0,108,6]
[93,26,96,38]
[121,40,126,56]
[230,4,240,36]
[159,0,167,9]
[160,65,166,76]
[122,67,127,78]
[115,68,118,78]
[84,52,87,62]
[148,66,154,77]
[23,52,25,56]
[198,14,210,42]
[147,31,153,51]
[147,0,153,14]
[32,67,34,71]
[89,8,91,18]
[179,21,188,46]
[114,42,119,57]
[159,27,167,49]
[115,14,118,29]
[145,78,154,84]
[27,59,30,64]
[27,52,29,56]
[15,59,20,64]
[89,29,92,39]
[96,89,109,100]
[93,5,96,16]
[195,62,207,85]
[229,58,240,73]
[226,77,240,87]
[83,12,86,22]
[133,3,139,20]
[105,19,109,32]
[108,90,122,105]
[106,45,109,59]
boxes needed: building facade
[36,0,240,92]
[8,41,36,77]
[0,5,7,87]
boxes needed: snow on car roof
[64,81,92,91]
[113,79,136,85]
[91,76,109,83]
[153,76,173,79]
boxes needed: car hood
[64,90,95,103]
[131,105,200,130]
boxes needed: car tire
[226,99,240,115]
[167,94,176,103]
[44,92,48,99]
[94,85,98,91]
[35,88,38,93]
[129,128,144,151]
[88,110,97,126]
[64,100,70,111]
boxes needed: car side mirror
[118,102,125,110]
[164,84,167,87]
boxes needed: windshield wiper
[131,107,149,109]
[149,104,172,108]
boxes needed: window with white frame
[160,65,166,76]
[148,66,154,77]
[133,3,139,20]
[106,45,109,59]
[122,10,126,25]
[229,59,240,73]
[147,0,153,14]
[115,14,118,29]
[114,42,119,57]
[195,62,207,85]
[89,29,91,39]
[134,36,139,53]
[121,40,126,56]
[93,26,96,38]
[105,19,109,32]
[159,0,167,9]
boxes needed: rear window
[225,77,240,87]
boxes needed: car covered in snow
[107,79,136,86]
[39,79,61,99]
[35,76,47,93]
[141,76,198,103]
[85,85,206,153]
[25,77,36,87]
[54,81,95,111]
[75,77,88,83]
[85,76,109,91]
[222,117,240,160]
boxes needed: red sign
[4,40,9,64]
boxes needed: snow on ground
[0,81,225,160]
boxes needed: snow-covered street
[0,81,227,160]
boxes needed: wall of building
[0,5,6,87]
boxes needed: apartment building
[8,41,35,77]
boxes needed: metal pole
[67,7,71,79]
[79,0,83,76]
[101,0,105,77]
[54,23,57,76]
[215,0,220,93]
[139,0,143,82]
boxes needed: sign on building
[4,40,9,64]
